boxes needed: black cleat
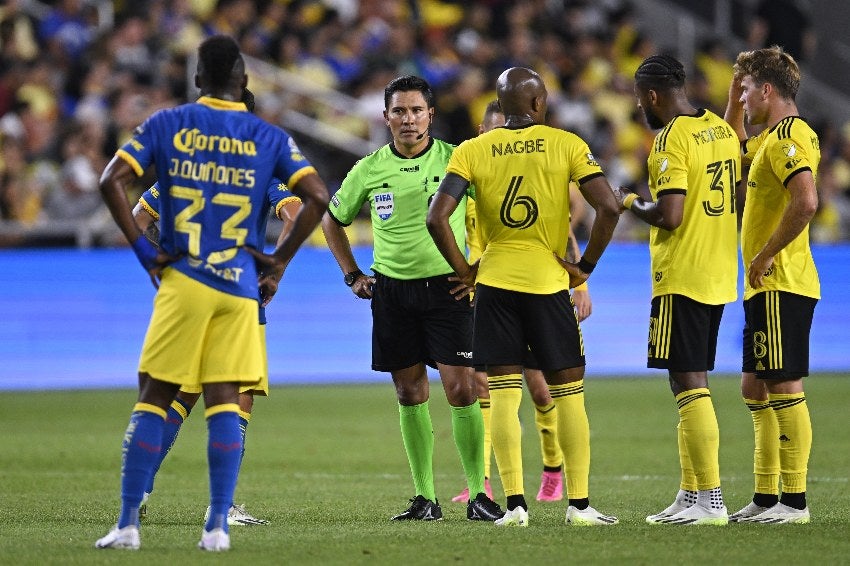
[391,495,443,521]
[467,492,505,521]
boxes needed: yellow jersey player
[428,67,620,527]
[452,101,593,506]
[725,46,820,524]
[615,54,741,526]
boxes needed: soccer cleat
[566,505,619,526]
[646,492,698,523]
[95,525,140,550]
[467,492,505,521]
[728,501,770,522]
[204,503,270,526]
[198,528,230,551]
[452,478,494,503]
[494,506,528,527]
[390,495,443,521]
[536,470,564,502]
[451,487,470,503]
[139,492,150,522]
[738,502,810,524]
[653,503,728,526]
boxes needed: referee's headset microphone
[415,115,433,140]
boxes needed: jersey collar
[390,137,434,159]
[197,96,249,112]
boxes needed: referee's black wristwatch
[344,269,364,286]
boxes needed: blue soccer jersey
[138,179,301,323]
[118,96,315,299]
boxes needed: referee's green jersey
[741,116,820,300]
[646,109,741,305]
[328,138,469,280]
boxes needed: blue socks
[118,405,166,528]
[204,406,242,533]
[145,396,193,495]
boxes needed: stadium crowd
[1,0,849,247]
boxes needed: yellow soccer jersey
[647,109,741,304]
[741,116,821,300]
[465,197,483,263]
[447,124,603,294]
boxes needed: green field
[2,374,848,565]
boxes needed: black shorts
[371,272,473,372]
[647,294,724,372]
[472,284,584,372]
[742,290,817,379]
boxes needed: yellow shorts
[139,268,263,390]
[178,325,269,396]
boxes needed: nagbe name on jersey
[491,138,546,157]
[691,125,735,145]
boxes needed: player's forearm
[760,182,818,259]
[426,192,469,276]
[270,197,323,266]
[582,205,618,264]
[724,81,747,141]
[99,159,142,244]
[628,197,672,229]
[428,218,469,277]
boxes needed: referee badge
[374,192,394,221]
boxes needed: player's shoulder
[773,116,816,141]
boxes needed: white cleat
[494,506,529,527]
[204,503,269,526]
[198,528,230,551]
[653,503,728,526]
[646,493,695,523]
[566,505,619,526]
[95,525,140,550]
[738,502,810,524]
[728,501,770,522]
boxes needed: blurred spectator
[748,0,815,63]
[0,0,846,248]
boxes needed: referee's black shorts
[472,283,584,372]
[647,294,725,372]
[371,272,473,372]
[742,290,817,379]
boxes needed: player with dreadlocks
[614,54,742,525]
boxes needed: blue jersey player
[134,173,301,526]
[96,35,329,552]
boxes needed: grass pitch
[2,374,848,565]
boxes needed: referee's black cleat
[467,492,505,521]
[391,495,443,521]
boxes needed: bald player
[428,67,620,527]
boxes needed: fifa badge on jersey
[374,192,394,220]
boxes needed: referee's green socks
[398,401,436,501]
[450,401,486,497]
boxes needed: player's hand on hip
[747,252,774,289]
[554,253,590,289]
